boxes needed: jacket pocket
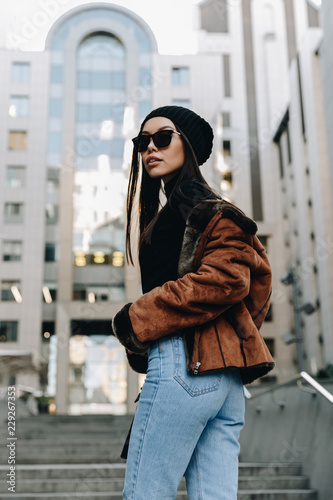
[172,336,222,397]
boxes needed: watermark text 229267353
[7,386,16,493]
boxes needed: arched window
[76,33,126,126]
[73,32,126,297]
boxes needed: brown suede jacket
[112,199,275,385]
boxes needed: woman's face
[140,117,185,184]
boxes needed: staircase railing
[244,371,333,408]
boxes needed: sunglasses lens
[133,130,174,152]
[154,130,173,148]
[134,136,149,152]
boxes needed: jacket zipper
[191,214,223,375]
[193,362,201,375]
[192,331,202,375]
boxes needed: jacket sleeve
[112,219,261,353]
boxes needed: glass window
[112,104,125,123]
[76,137,124,157]
[50,65,63,84]
[223,55,231,97]
[46,205,59,224]
[139,100,152,119]
[172,99,191,108]
[78,34,125,60]
[3,240,22,261]
[11,63,30,83]
[48,132,62,152]
[77,71,125,90]
[172,67,190,86]
[42,285,57,303]
[45,243,57,262]
[264,304,273,322]
[286,126,292,164]
[222,112,231,127]
[6,166,25,188]
[1,281,22,302]
[111,138,124,157]
[77,103,108,123]
[73,286,87,301]
[42,321,55,342]
[4,203,24,224]
[200,0,229,33]
[49,98,63,118]
[77,103,125,124]
[8,131,27,150]
[0,321,18,342]
[9,96,29,117]
[73,284,125,302]
[223,139,231,156]
[77,103,89,122]
[139,67,152,87]
[77,71,90,88]
[46,171,59,224]
[263,338,275,356]
[278,141,284,178]
[110,72,125,89]
[257,235,268,251]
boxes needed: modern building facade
[0,0,327,415]
[273,0,333,375]
[320,0,333,196]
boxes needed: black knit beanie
[139,105,214,166]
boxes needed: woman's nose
[147,137,157,151]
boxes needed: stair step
[239,464,302,476]
[0,464,127,480]
[0,463,305,480]
[0,413,318,499]
[0,476,310,493]
[0,491,318,500]
[238,476,309,489]
[237,491,317,500]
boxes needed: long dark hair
[125,125,222,265]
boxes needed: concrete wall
[320,0,333,204]
[0,49,50,389]
[240,380,333,500]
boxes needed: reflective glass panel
[9,96,29,117]
[73,33,126,305]
[11,63,30,83]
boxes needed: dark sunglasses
[132,129,181,152]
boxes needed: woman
[111,105,274,499]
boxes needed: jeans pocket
[172,336,222,397]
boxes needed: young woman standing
[111,106,274,499]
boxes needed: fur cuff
[112,303,150,354]
[126,350,148,373]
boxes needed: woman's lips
[147,157,162,166]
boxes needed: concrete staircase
[0,415,318,499]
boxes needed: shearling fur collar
[178,200,257,278]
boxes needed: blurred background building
[0,0,332,415]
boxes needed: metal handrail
[244,371,333,404]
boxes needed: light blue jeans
[123,334,245,500]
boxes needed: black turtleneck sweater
[139,173,216,294]
[139,173,187,294]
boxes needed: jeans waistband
[149,331,183,352]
